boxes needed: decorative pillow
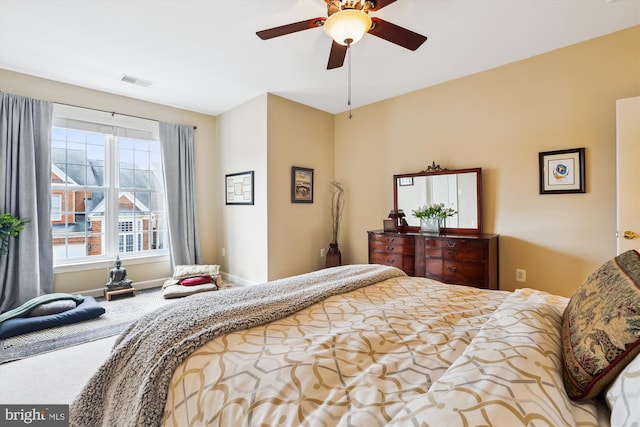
[179,276,213,286]
[561,250,640,400]
[162,282,218,299]
[173,265,220,280]
[27,299,78,317]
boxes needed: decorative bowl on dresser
[369,166,499,290]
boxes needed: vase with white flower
[411,203,456,233]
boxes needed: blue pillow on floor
[0,296,105,339]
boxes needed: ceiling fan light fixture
[324,9,372,46]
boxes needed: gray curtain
[0,92,54,312]
[159,122,201,267]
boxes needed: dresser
[368,231,499,290]
[368,232,415,276]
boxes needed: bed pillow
[561,249,640,400]
[179,276,213,286]
[605,352,640,426]
[27,299,78,317]
[174,265,219,280]
[162,282,218,299]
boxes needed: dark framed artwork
[225,171,254,205]
[539,148,585,194]
[398,177,414,186]
[291,166,313,203]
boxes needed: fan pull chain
[347,41,353,119]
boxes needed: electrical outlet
[320,248,325,257]
[221,248,226,257]
[516,269,526,282]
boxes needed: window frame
[51,104,168,270]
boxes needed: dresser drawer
[370,252,415,275]
[425,238,486,261]
[425,259,486,287]
[425,238,484,251]
[369,234,414,255]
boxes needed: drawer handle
[447,250,457,255]
[447,242,457,248]
[386,246,395,250]
[386,237,395,242]
[387,259,396,264]
[447,266,458,272]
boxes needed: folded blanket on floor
[0,296,104,339]
[0,293,84,324]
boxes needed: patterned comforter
[163,275,607,426]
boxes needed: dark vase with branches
[0,213,30,255]
[326,181,345,268]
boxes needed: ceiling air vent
[120,75,153,87]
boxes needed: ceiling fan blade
[368,18,427,51]
[370,0,398,11]
[327,41,348,69]
[256,18,325,40]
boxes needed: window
[51,105,168,264]
[51,195,62,221]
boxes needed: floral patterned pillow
[561,250,640,400]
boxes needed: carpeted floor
[0,287,174,363]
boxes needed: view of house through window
[51,105,168,264]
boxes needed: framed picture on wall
[539,148,585,194]
[225,171,254,205]
[291,166,313,203]
[399,177,414,186]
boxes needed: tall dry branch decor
[330,180,345,244]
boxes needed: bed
[70,250,640,427]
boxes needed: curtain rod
[53,101,197,130]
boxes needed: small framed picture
[291,166,313,203]
[539,148,585,194]
[399,177,414,186]
[225,171,254,205]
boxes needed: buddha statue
[106,256,133,290]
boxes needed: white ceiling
[1,0,638,116]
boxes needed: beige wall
[0,69,218,293]
[336,26,639,297]
[217,95,269,283]
[266,94,335,280]
[217,94,334,283]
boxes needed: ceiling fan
[256,0,427,70]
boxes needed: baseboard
[220,272,257,287]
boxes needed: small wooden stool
[104,286,136,301]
